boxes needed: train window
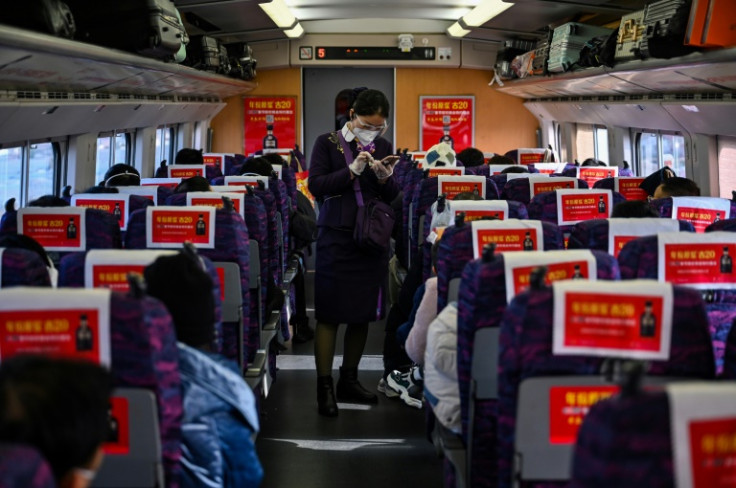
[637,131,687,177]
[576,124,595,164]
[95,132,129,185]
[594,126,609,165]
[717,136,736,199]
[155,126,174,164]
[27,143,55,203]
[0,146,23,214]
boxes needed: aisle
[256,270,444,488]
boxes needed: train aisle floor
[256,269,444,488]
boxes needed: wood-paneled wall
[211,67,538,157]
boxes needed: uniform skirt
[314,226,389,324]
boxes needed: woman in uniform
[308,88,400,417]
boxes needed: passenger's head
[611,200,659,218]
[0,355,112,488]
[239,157,274,177]
[261,153,287,169]
[144,252,215,349]
[488,155,516,166]
[653,176,700,199]
[173,176,211,194]
[639,166,676,196]
[456,147,484,167]
[83,186,119,194]
[104,164,140,187]
[453,191,483,201]
[174,148,204,166]
[0,233,51,267]
[581,158,607,167]
[28,195,68,207]
[423,142,456,168]
[501,165,529,174]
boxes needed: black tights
[314,322,369,376]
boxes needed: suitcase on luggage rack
[640,0,698,58]
[185,35,220,72]
[3,0,76,38]
[615,9,646,62]
[494,39,536,79]
[531,32,552,76]
[218,43,231,76]
[224,42,257,81]
[68,0,186,61]
[547,22,614,73]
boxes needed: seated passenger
[0,355,112,488]
[581,158,607,167]
[144,252,263,488]
[639,167,676,196]
[652,176,701,199]
[103,163,140,187]
[611,200,659,218]
[456,147,484,167]
[423,302,460,434]
[173,176,211,193]
[28,195,68,207]
[238,156,273,177]
[488,154,516,166]
[501,165,529,174]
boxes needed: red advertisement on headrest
[614,177,647,201]
[518,150,546,165]
[187,192,244,216]
[549,386,619,444]
[224,176,269,189]
[512,261,590,295]
[577,167,618,187]
[688,417,736,488]
[146,207,216,249]
[168,165,205,179]
[91,264,145,292]
[215,266,226,302]
[438,176,485,200]
[662,243,736,287]
[202,154,225,171]
[428,167,464,177]
[0,309,101,361]
[103,396,130,455]
[531,178,575,196]
[19,208,85,251]
[475,228,538,254]
[676,207,725,233]
[557,190,612,225]
[72,194,129,231]
[464,210,505,222]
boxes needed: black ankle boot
[336,366,378,404]
[317,375,338,417]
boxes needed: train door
[303,68,394,165]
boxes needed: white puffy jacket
[423,302,460,434]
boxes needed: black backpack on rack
[4,0,76,38]
[577,30,619,68]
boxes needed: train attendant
[308,87,400,417]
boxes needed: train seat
[57,248,225,355]
[618,232,736,374]
[503,148,549,165]
[458,249,618,488]
[650,196,736,232]
[567,218,693,254]
[498,283,714,488]
[0,444,56,488]
[464,164,490,177]
[503,176,589,207]
[125,206,252,368]
[0,247,52,287]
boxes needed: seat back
[0,248,51,287]
[93,388,164,488]
[650,196,736,232]
[504,177,589,207]
[0,444,56,488]
[71,193,154,232]
[568,218,693,255]
[618,232,736,374]
[592,176,648,201]
[504,148,548,165]
[125,207,251,365]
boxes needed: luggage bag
[615,9,647,62]
[640,0,698,58]
[185,35,221,72]
[547,22,614,73]
[2,0,76,39]
[225,42,258,81]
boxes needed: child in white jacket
[423,302,460,434]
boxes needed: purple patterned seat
[0,444,56,488]
[504,177,590,207]
[110,291,183,488]
[125,208,251,364]
[570,391,672,488]
[568,218,695,252]
[57,250,224,354]
[392,152,414,187]
[224,155,242,176]
[706,217,736,232]
[419,200,531,281]
[465,165,491,177]
[281,165,299,214]
[592,177,615,191]
[618,234,736,374]
[459,250,619,488]
[1,248,51,287]
[497,284,713,488]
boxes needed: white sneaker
[386,369,423,409]
[377,377,399,398]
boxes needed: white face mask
[351,127,380,146]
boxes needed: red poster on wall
[419,96,474,152]
[244,96,297,155]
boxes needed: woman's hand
[349,151,373,177]
[370,155,399,181]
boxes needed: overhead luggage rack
[493,46,736,99]
[0,24,256,99]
